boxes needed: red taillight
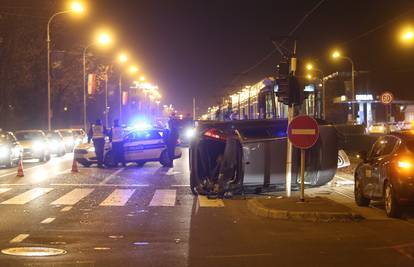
[203,128,226,141]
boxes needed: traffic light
[275,74,302,106]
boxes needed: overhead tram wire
[226,0,326,91]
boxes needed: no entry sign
[288,115,319,149]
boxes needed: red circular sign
[288,115,319,149]
[380,91,394,105]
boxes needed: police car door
[123,130,165,161]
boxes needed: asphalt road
[0,150,413,266]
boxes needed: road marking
[99,189,135,206]
[0,188,11,194]
[1,188,53,205]
[99,168,125,185]
[9,234,29,243]
[149,189,176,206]
[0,184,27,186]
[50,183,149,187]
[41,217,56,224]
[198,196,225,207]
[171,184,190,187]
[51,188,94,206]
[60,206,73,212]
[291,129,316,135]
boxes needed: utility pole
[285,40,297,197]
[193,97,196,119]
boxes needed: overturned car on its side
[189,119,339,195]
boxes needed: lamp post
[82,32,112,130]
[47,2,84,131]
[332,51,356,122]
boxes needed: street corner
[247,196,363,222]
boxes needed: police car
[0,131,22,168]
[74,126,182,167]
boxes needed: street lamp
[306,64,313,71]
[82,32,112,130]
[139,76,145,82]
[399,26,414,45]
[129,65,139,74]
[47,1,84,131]
[331,50,356,122]
[305,62,325,119]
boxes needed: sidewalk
[247,195,363,222]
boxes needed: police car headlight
[87,146,95,152]
[32,141,44,151]
[185,128,196,139]
[49,140,59,149]
[0,146,9,158]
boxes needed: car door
[373,136,399,198]
[363,138,386,198]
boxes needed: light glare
[71,2,84,13]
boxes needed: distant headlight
[65,138,74,146]
[185,128,196,139]
[0,146,9,158]
[32,141,45,151]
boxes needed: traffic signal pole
[285,40,297,197]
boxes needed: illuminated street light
[129,65,139,74]
[46,1,85,131]
[332,51,341,59]
[118,53,128,63]
[306,74,313,80]
[306,63,313,71]
[82,32,113,130]
[139,76,145,82]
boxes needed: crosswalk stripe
[41,217,55,224]
[149,189,176,207]
[51,188,94,206]
[9,234,29,243]
[99,189,135,206]
[197,196,225,207]
[0,188,11,194]
[1,188,53,205]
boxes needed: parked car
[0,131,22,168]
[14,130,50,162]
[355,132,414,217]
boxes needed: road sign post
[380,92,394,123]
[287,115,319,201]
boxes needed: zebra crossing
[0,187,225,208]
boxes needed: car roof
[15,130,44,133]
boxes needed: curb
[247,198,363,222]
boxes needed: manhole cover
[1,247,67,257]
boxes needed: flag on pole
[87,74,96,95]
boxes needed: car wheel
[104,151,116,168]
[159,150,171,167]
[39,154,45,162]
[136,161,146,167]
[46,154,51,161]
[384,182,402,218]
[5,156,13,168]
[355,175,370,206]
[81,162,91,168]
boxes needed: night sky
[78,0,414,113]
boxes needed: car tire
[5,156,13,168]
[136,161,146,167]
[159,150,172,167]
[46,154,51,161]
[39,154,45,162]
[355,175,370,207]
[384,182,402,218]
[104,151,116,168]
[81,162,91,167]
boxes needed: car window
[126,130,162,142]
[369,136,398,158]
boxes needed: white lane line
[99,168,125,185]
[149,189,176,207]
[60,206,73,212]
[51,188,94,206]
[0,184,27,186]
[1,188,54,205]
[50,183,149,187]
[171,184,190,187]
[9,234,29,243]
[0,188,11,194]
[99,189,136,206]
[197,196,225,207]
[41,217,56,224]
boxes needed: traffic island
[247,196,363,222]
